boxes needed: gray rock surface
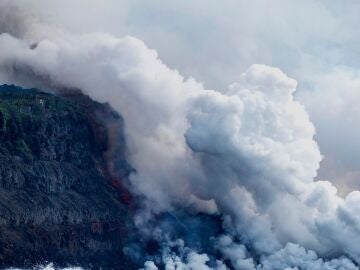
[0,85,135,269]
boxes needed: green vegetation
[0,85,82,162]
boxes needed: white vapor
[2,2,360,270]
[23,0,360,194]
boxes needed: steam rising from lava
[1,2,360,269]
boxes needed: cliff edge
[0,85,134,269]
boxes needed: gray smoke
[1,2,360,270]
[0,0,34,38]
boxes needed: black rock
[0,84,135,269]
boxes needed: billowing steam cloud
[1,2,360,270]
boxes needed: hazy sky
[10,0,360,193]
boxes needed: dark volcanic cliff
[0,85,135,269]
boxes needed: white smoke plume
[142,238,359,270]
[1,2,360,270]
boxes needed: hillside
[0,85,134,269]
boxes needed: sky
[19,0,360,194]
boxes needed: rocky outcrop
[0,85,135,269]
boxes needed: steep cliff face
[0,85,134,269]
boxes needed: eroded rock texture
[0,85,134,269]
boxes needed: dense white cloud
[185,65,322,253]
[19,0,360,193]
[143,236,359,270]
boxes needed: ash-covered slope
[0,84,134,269]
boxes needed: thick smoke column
[1,2,360,269]
[185,65,322,253]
